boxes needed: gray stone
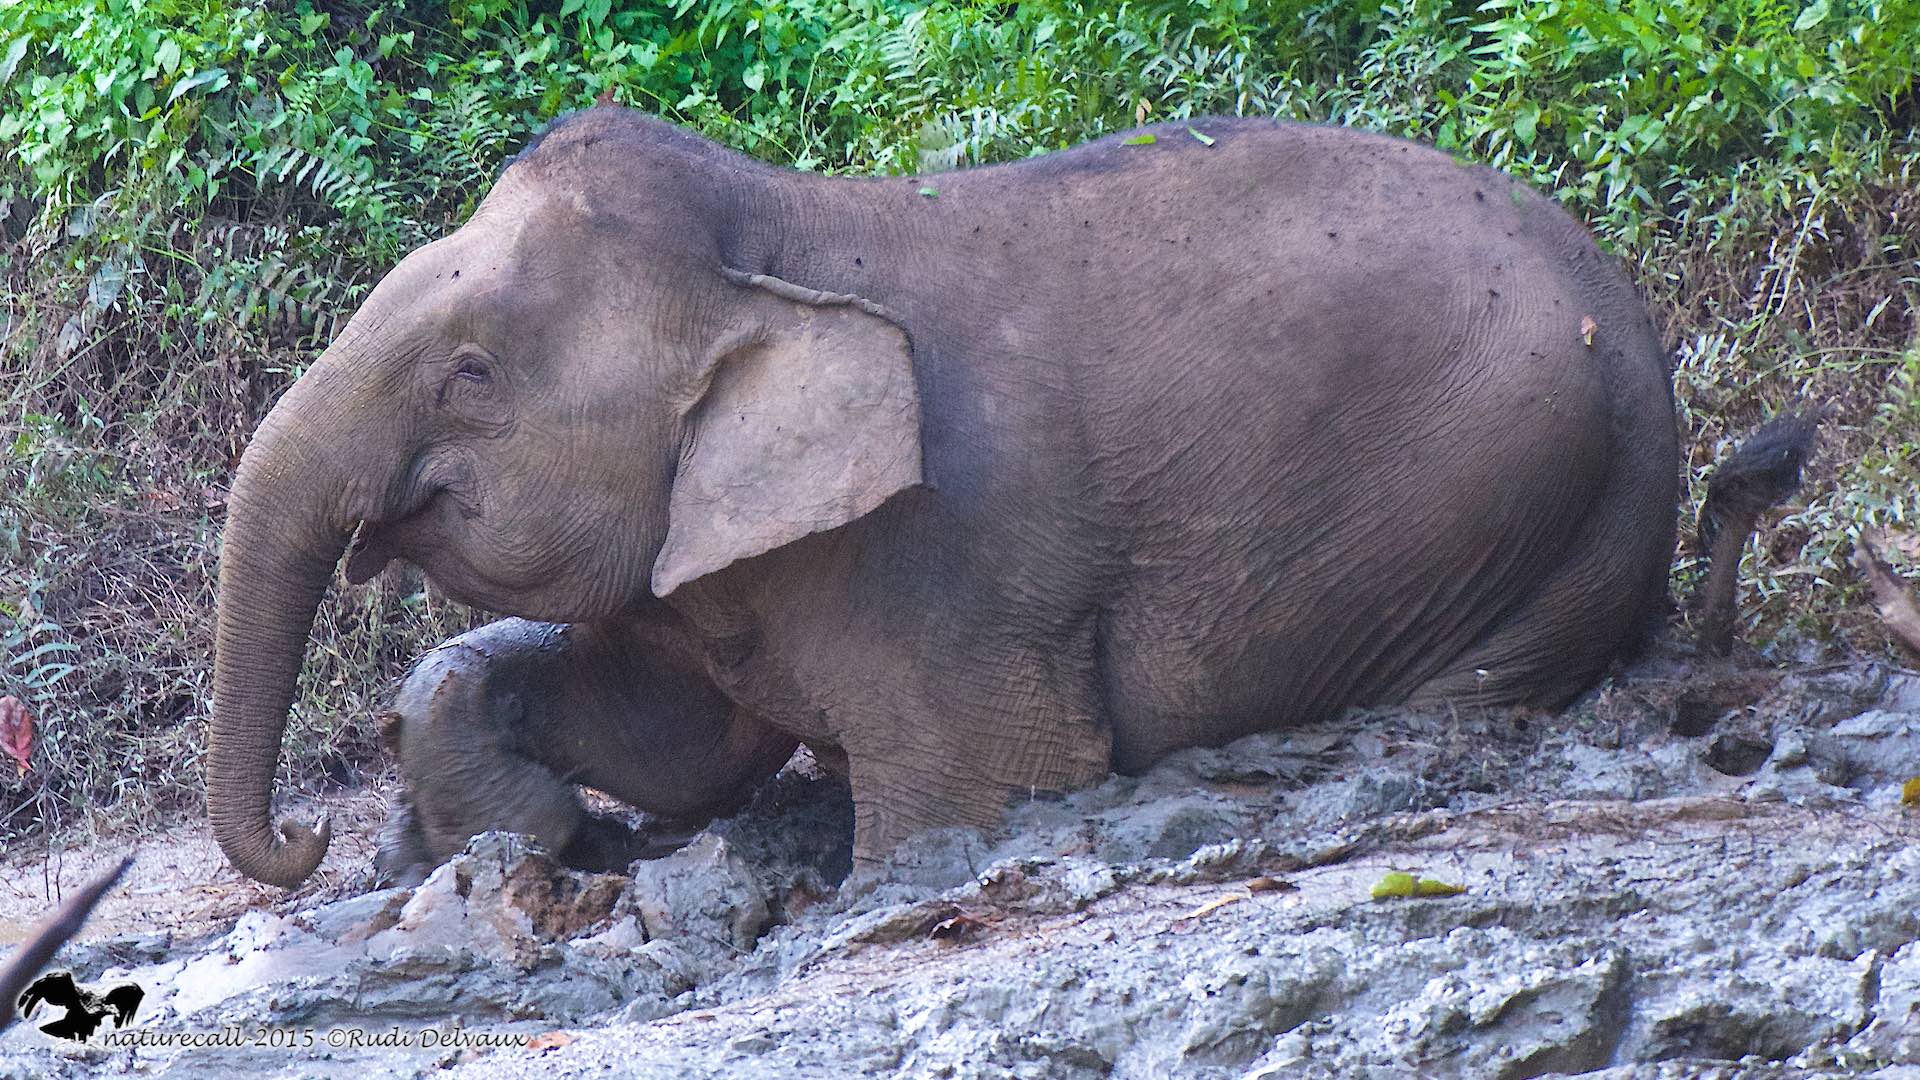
[12,651,1920,1079]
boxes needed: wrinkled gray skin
[371,615,798,885]
[208,107,1678,889]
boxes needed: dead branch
[1853,529,1920,659]
[1695,414,1818,656]
[0,854,133,1033]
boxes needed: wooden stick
[0,854,133,1033]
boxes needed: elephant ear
[650,272,923,596]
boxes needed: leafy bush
[3,0,1917,841]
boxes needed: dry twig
[0,854,132,1032]
[1852,529,1920,659]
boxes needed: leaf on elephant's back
[918,185,938,198]
[1123,133,1156,145]
[1903,777,1920,807]
[1187,127,1215,146]
[1580,314,1598,346]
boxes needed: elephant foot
[555,814,702,872]
[373,802,436,889]
[374,801,703,887]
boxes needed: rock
[1846,943,1920,1064]
[619,833,773,975]
[12,649,1920,1078]
[1829,710,1920,795]
[1878,671,1920,713]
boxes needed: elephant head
[209,109,922,887]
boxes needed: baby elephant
[373,614,797,886]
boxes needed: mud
[3,648,1919,1078]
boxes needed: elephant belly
[1095,527,1551,774]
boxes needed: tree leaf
[155,38,181,75]
[88,260,126,311]
[0,37,30,86]
[1513,103,1539,147]
[168,67,229,105]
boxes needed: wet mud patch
[4,648,1920,1077]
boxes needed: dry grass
[1650,146,1920,655]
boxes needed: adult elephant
[208,107,1677,889]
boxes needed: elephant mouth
[344,442,499,586]
[343,483,477,586]
[344,522,403,585]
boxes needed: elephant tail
[1694,413,1819,656]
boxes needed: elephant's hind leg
[1409,457,1675,709]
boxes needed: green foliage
[2,0,1917,836]
[1443,0,1920,239]
[7,1,1913,267]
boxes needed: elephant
[370,613,798,886]
[208,106,1679,890]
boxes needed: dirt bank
[2,646,1918,1078]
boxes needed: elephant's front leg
[835,631,1115,872]
[375,616,796,886]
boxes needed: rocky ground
[3,645,1920,1078]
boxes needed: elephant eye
[452,357,493,385]
[437,352,511,428]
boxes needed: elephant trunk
[209,392,360,888]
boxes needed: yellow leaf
[1372,872,1416,899]
[1902,777,1920,807]
[1372,872,1465,900]
[1175,891,1250,921]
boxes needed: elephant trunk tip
[214,815,331,890]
